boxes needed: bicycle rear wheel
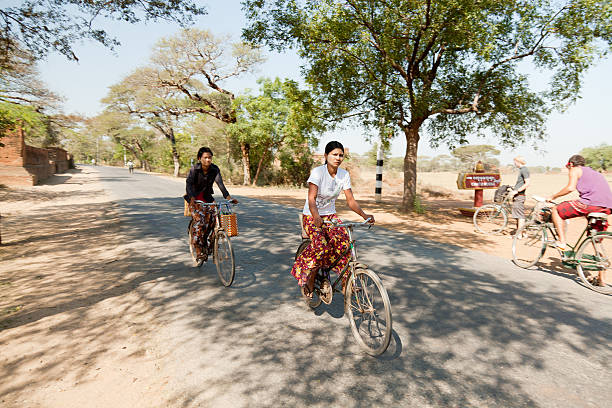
[345,267,392,356]
[214,229,235,287]
[512,222,547,268]
[473,204,508,234]
[575,233,612,295]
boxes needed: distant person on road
[291,141,374,301]
[91,158,96,166]
[548,154,612,259]
[127,160,134,174]
[510,156,530,236]
[184,147,238,266]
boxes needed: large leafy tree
[227,77,324,185]
[102,67,186,176]
[242,0,612,210]
[0,0,206,62]
[150,28,264,184]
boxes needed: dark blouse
[185,163,230,203]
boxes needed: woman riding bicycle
[291,141,374,300]
[185,147,238,266]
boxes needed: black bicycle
[295,218,392,356]
[188,199,236,287]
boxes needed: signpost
[456,161,501,216]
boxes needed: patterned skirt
[291,213,351,287]
[190,201,215,255]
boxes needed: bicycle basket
[494,185,511,203]
[220,213,238,237]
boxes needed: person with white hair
[510,156,530,236]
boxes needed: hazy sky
[38,1,611,167]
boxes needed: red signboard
[457,173,501,189]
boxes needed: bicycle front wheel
[473,204,508,234]
[575,233,612,295]
[214,230,235,287]
[345,267,392,356]
[512,222,547,268]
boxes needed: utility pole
[375,118,385,203]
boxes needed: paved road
[95,165,611,407]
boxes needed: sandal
[301,285,314,300]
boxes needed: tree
[150,28,264,184]
[227,78,323,185]
[243,0,612,211]
[580,144,612,171]
[0,1,206,62]
[88,112,155,171]
[452,144,500,171]
[102,67,185,176]
[366,142,391,166]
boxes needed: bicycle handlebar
[531,195,558,205]
[194,199,237,207]
[323,218,373,228]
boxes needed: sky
[37,1,611,167]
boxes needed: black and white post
[375,142,383,202]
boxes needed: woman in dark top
[185,147,238,265]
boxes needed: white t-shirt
[303,165,352,216]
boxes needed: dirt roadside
[0,167,170,408]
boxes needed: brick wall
[1,127,71,186]
[0,127,25,166]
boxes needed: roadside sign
[457,173,501,189]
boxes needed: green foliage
[451,145,501,171]
[227,77,324,184]
[0,101,49,147]
[580,144,612,171]
[0,1,206,62]
[413,194,426,214]
[366,142,391,166]
[243,0,612,206]
[417,155,462,172]
[276,149,315,186]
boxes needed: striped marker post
[375,143,383,202]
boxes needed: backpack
[494,185,511,203]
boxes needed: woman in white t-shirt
[291,141,375,300]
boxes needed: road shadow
[2,187,610,407]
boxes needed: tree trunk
[168,129,180,177]
[252,148,268,186]
[240,142,251,185]
[401,121,422,212]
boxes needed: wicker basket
[220,213,238,237]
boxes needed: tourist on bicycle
[291,141,374,299]
[510,156,530,236]
[547,154,612,256]
[184,147,238,266]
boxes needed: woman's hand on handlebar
[228,196,239,204]
[363,214,375,224]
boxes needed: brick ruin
[0,127,72,186]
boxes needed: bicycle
[512,196,611,295]
[294,217,393,356]
[473,190,537,234]
[188,199,236,287]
